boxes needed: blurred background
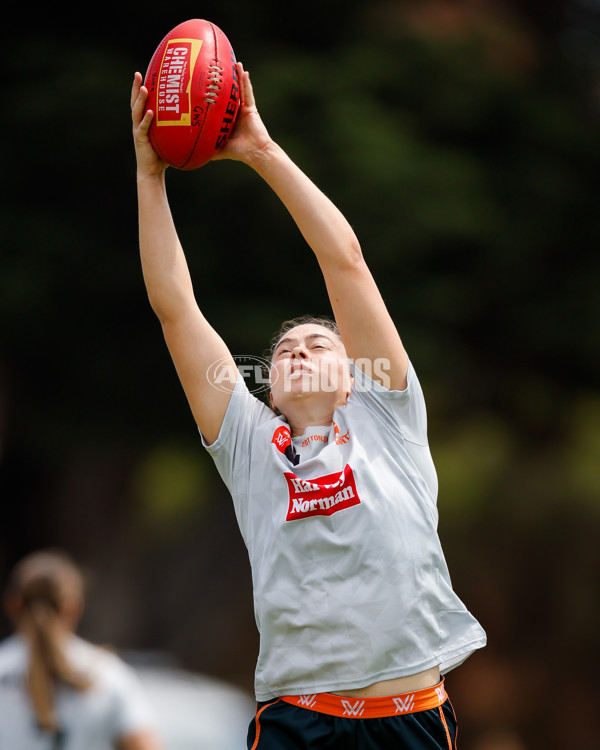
[1,1,599,748]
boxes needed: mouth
[289,363,312,376]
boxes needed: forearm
[137,171,195,323]
[247,139,407,386]
[248,142,363,271]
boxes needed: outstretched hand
[212,62,274,164]
[130,72,168,177]
[131,63,272,173]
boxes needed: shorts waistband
[281,679,448,719]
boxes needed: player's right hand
[131,72,169,177]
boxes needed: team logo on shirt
[271,425,300,465]
[284,465,361,521]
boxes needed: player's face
[269,324,352,413]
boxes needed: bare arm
[131,73,236,443]
[251,146,408,390]
[218,66,408,390]
[117,730,165,750]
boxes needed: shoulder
[66,639,154,733]
[0,635,26,671]
[349,358,421,400]
[203,371,278,451]
[347,357,429,446]
[66,637,139,686]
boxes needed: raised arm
[131,72,236,443]
[218,65,408,391]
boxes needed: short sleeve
[350,358,429,446]
[109,660,155,739]
[201,373,275,493]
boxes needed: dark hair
[266,315,341,362]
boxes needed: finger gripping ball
[143,19,240,169]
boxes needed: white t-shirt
[204,360,487,701]
[0,634,153,750]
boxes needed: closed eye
[311,339,332,349]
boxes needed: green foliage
[132,444,212,538]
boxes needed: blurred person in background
[0,549,165,750]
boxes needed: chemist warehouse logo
[155,39,203,126]
[284,465,361,521]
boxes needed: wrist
[246,140,285,175]
[136,166,167,186]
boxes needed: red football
[143,19,241,169]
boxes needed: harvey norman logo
[284,465,360,521]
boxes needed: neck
[283,394,347,437]
[288,412,333,437]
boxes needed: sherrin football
[143,19,240,169]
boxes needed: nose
[291,345,308,359]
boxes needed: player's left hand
[213,63,274,165]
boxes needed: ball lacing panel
[204,63,224,105]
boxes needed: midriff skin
[333,665,441,698]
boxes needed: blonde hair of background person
[0,550,165,750]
